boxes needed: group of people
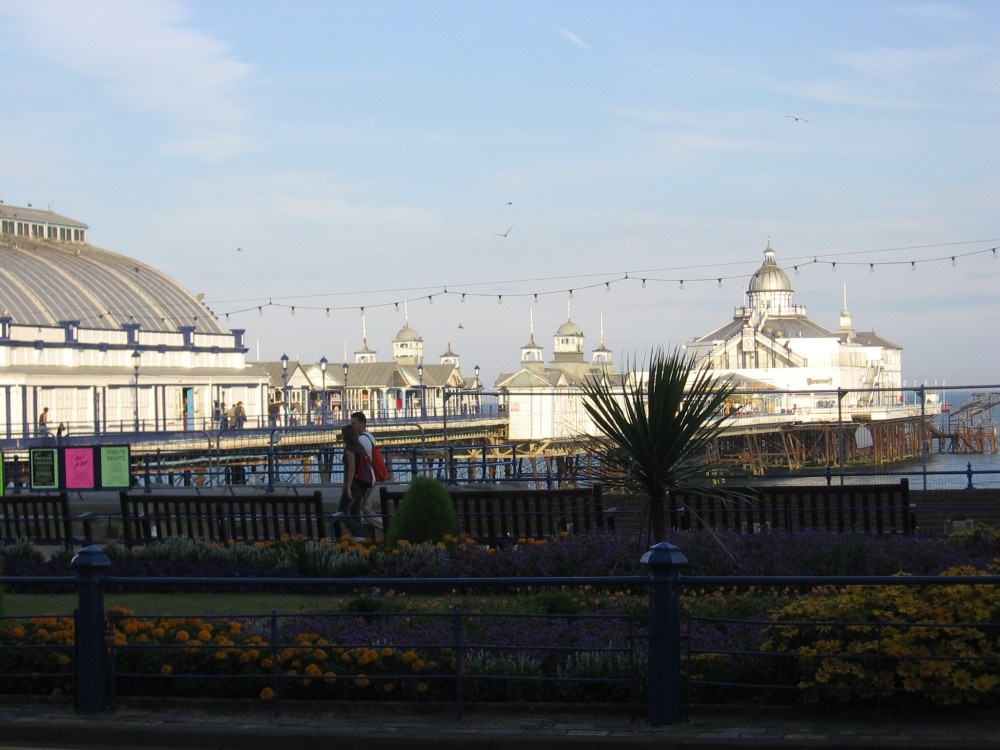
[36,407,67,439]
[335,411,386,541]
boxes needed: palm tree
[581,346,738,541]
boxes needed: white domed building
[685,241,903,409]
[0,204,270,439]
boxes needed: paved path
[1,700,998,749]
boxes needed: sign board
[29,448,60,490]
[98,445,132,489]
[64,446,97,490]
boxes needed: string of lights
[16,239,998,327]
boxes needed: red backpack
[370,444,390,482]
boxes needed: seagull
[494,225,514,237]
[237,247,243,253]
[458,322,464,329]
[785,115,809,123]
[506,201,512,205]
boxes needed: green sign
[99,445,132,489]
[30,448,59,490]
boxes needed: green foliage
[386,477,459,545]
[580,346,738,540]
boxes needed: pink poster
[65,447,96,489]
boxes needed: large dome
[749,241,792,293]
[0,234,227,335]
[394,323,422,342]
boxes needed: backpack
[370,444,390,483]
[360,432,390,483]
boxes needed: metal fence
[2,545,999,724]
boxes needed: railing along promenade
[3,545,999,725]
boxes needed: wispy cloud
[557,27,590,50]
[2,0,257,160]
[885,3,972,22]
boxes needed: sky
[1,0,998,386]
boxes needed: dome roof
[394,323,422,342]
[749,241,792,293]
[556,319,583,337]
[0,234,228,334]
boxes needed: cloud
[885,3,972,22]
[557,27,590,50]
[1,0,258,160]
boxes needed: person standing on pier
[351,411,384,539]
[335,423,372,541]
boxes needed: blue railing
[3,546,1000,724]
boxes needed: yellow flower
[417,683,429,693]
[161,664,173,675]
[175,631,191,643]
[259,687,275,701]
[354,675,369,688]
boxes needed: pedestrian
[219,401,230,429]
[351,410,384,538]
[37,407,50,437]
[56,422,67,441]
[334,423,372,541]
[234,401,247,429]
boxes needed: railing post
[72,546,111,714]
[641,541,688,726]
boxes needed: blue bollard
[72,546,111,714]
[641,541,688,726]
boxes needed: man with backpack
[350,411,389,538]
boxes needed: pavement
[1,699,999,750]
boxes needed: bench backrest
[0,493,76,547]
[118,491,327,543]
[377,485,612,545]
[668,479,912,534]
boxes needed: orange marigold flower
[161,665,173,675]
[259,687,275,701]
[175,631,191,643]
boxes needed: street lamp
[319,356,327,424]
[342,362,349,419]
[474,364,481,415]
[131,349,141,431]
[417,363,425,419]
[280,354,290,422]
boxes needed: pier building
[496,310,624,441]
[0,204,269,439]
[686,240,903,411]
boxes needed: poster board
[64,446,96,490]
[29,448,60,490]
[97,445,132,489]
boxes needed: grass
[2,592,345,617]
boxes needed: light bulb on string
[911,262,916,271]
[291,307,296,316]
[951,257,957,266]
[533,294,538,302]
[717,278,722,288]
[461,294,466,303]
[641,279,646,288]
[794,266,799,275]
[679,280,684,289]
[428,295,433,305]
[569,289,574,299]
[258,307,263,315]
[869,264,875,273]
[325,308,330,317]
[498,295,503,305]
[831,263,837,272]
[605,282,610,292]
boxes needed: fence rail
[2,547,1000,725]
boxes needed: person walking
[351,411,384,538]
[37,407,50,437]
[334,423,372,541]
[234,401,247,429]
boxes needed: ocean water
[765,452,1000,490]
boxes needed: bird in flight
[506,201,512,205]
[237,247,243,253]
[785,115,809,123]
[494,225,514,237]
[458,322,464,329]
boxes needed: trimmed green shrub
[386,477,459,545]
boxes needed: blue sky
[1,0,998,385]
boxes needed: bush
[386,477,459,546]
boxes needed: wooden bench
[1,493,95,549]
[668,479,913,535]
[118,491,328,544]
[377,484,614,546]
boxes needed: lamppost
[474,364,481,415]
[280,354,290,424]
[342,362,349,419]
[417,363,425,419]
[131,349,141,431]
[319,356,327,424]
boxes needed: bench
[118,491,329,544]
[1,493,95,549]
[668,479,913,535]
[377,484,614,546]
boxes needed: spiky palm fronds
[581,346,738,540]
